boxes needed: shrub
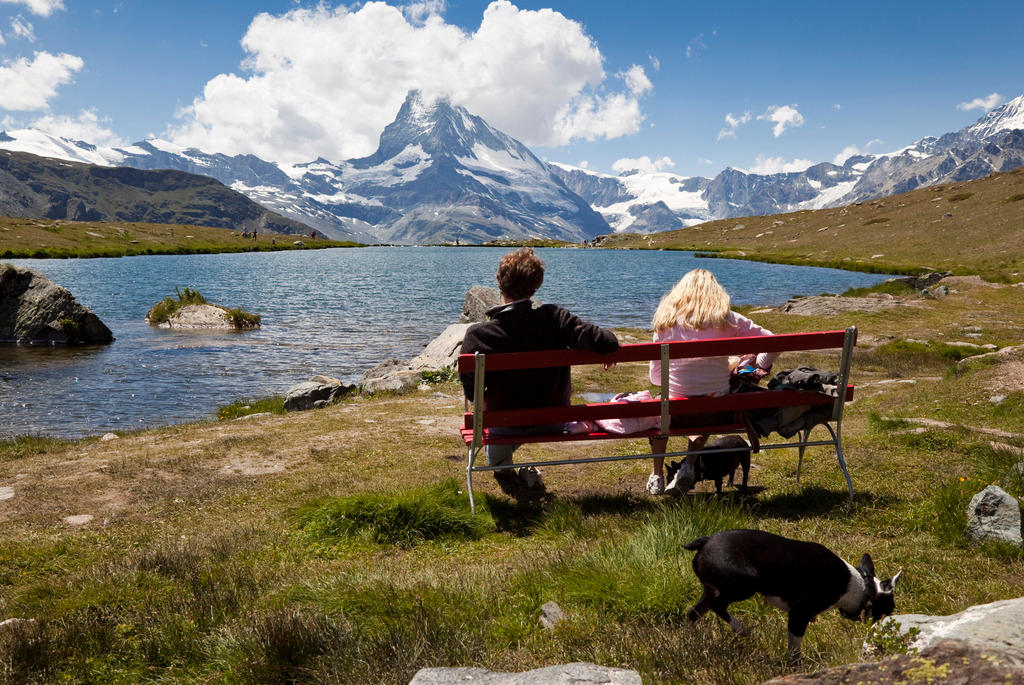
[947,192,973,202]
[865,619,919,656]
[298,479,492,548]
[1004,193,1024,203]
[146,287,208,324]
[420,367,457,384]
[225,307,261,329]
[863,217,890,225]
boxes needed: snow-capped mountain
[551,93,1024,232]
[1,93,1022,240]
[0,92,608,244]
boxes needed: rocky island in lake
[145,287,261,330]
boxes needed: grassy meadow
[1,271,1023,682]
[0,217,362,258]
[600,167,1024,280]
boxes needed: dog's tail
[683,536,710,552]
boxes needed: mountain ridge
[1,92,1022,242]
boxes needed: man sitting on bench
[459,248,620,497]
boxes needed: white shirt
[649,311,778,398]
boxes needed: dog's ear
[858,554,875,578]
[888,569,902,589]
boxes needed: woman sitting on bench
[646,269,778,496]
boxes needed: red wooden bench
[458,327,857,513]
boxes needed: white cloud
[402,0,445,24]
[833,103,841,110]
[0,51,83,111]
[9,15,35,41]
[749,155,813,175]
[833,144,861,165]
[697,157,712,165]
[30,109,126,146]
[648,54,660,71]
[757,104,804,137]
[0,0,64,16]
[957,92,1004,112]
[612,155,674,174]
[619,64,652,96]
[577,160,588,169]
[717,110,750,141]
[686,33,706,59]
[865,138,883,149]
[170,1,651,165]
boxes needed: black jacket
[459,300,619,411]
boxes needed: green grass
[2,275,1023,682]
[841,279,918,297]
[145,286,208,324]
[298,479,493,548]
[216,396,286,420]
[224,306,261,329]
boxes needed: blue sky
[1,0,1022,177]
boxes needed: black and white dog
[684,529,901,660]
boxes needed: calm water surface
[1,247,890,437]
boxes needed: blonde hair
[651,269,732,332]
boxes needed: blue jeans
[485,424,565,466]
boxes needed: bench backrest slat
[457,330,849,373]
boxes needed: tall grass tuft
[545,499,748,617]
[858,339,973,377]
[298,478,492,548]
[146,286,208,324]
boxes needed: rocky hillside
[0,150,316,237]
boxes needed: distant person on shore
[645,269,778,496]
[459,247,620,497]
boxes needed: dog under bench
[457,327,857,513]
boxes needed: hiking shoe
[664,461,695,497]
[646,473,665,495]
[518,466,545,490]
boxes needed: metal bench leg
[796,426,812,483]
[824,422,854,501]
[467,445,481,515]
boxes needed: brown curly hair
[496,247,544,301]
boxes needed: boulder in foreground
[0,263,113,345]
[410,662,642,684]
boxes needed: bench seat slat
[462,386,853,429]
[460,423,746,446]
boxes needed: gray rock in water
[966,485,1023,546]
[461,285,502,323]
[362,323,471,393]
[459,286,542,323]
[146,303,259,330]
[284,374,355,411]
[0,263,113,345]
[886,597,1024,660]
[409,662,642,684]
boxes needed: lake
[1,247,891,438]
